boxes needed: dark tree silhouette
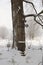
[11,0,25,52]
[11,0,43,52]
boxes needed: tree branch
[36,10,43,23]
[24,14,43,26]
[23,0,37,14]
[37,10,43,15]
[24,14,36,17]
[34,17,43,26]
[23,0,43,26]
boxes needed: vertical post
[11,0,25,52]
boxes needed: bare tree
[11,0,25,52]
[24,0,43,39]
[11,0,43,52]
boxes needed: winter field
[0,39,42,65]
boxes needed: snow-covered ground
[0,46,42,65]
[0,39,42,65]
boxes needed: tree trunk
[11,0,25,52]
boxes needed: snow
[0,47,42,65]
[0,39,42,65]
[0,39,12,47]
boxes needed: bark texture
[11,0,25,51]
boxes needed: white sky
[0,0,42,30]
[0,0,12,30]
